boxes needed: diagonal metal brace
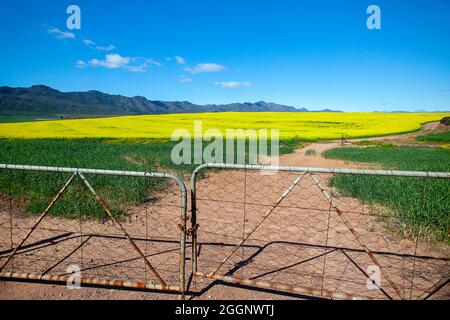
[419,277,449,300]
[77,172,168,288]
[0,172,77,272]
[209,172,307,276]
[309,173,404,300]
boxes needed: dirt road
[1,121,448,300]
[277,121,445,167]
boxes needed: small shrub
[441,116,450,126]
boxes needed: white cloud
[214,81,253,88]
[179,75,192,83]
[76,60,88,68]
[96,44,116,51]
[175,56,186,65]
[146,58,162,67]
[83,39,116,51]
[89,54,130,69]
[184,63,225,74]
[47,27,75,40]
[85,54,161,72]
[83,39,96,46]
[125,58,161,72]
[125,66,146,73]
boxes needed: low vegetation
[0,115,60,123]
[441,116,450,126]
[0,138,294,219]
[416,131,450,143]
[0,112,449,239]
[0,139,196,219]
[324,146,450,242]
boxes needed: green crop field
[0,113,448,241]
[0,115,60,123]
[0,137,293,219]
[417,131,450,143]
[0,139,200,219]
[324,146,450,242]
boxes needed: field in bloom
[0,112,447,140]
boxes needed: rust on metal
[0,272,181,292]
[77,172,169,289]
[189,163,450,301]
[340,249,393,300]
[309,173,405,300]
[419,277,450,300]
[195,272,372,300]
[210,173,307,276]
[0,172,77,272]
[186,224,199,237]
[0,164,189,297]
[191,189,199,274]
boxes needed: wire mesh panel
[190,164,450,300]
[0,165,187,295]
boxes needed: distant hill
[0,85,341,116]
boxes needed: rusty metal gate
[0,164,187,295]
[190,164,450,300]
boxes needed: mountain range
[0,85,341,117]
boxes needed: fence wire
[190,164,450,300]
[0,165,187,294]
[1,163,448,300]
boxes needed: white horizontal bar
[194,163,450,179]
[0,164,187,194]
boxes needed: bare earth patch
[1,122,448,300]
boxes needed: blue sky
[1,0,449,111]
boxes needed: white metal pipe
[192,163,450,179]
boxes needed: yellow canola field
[0,112,447,140]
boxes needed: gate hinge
[178,223,199,236]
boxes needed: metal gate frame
[0,164,187,295]
[190,163,450,300]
